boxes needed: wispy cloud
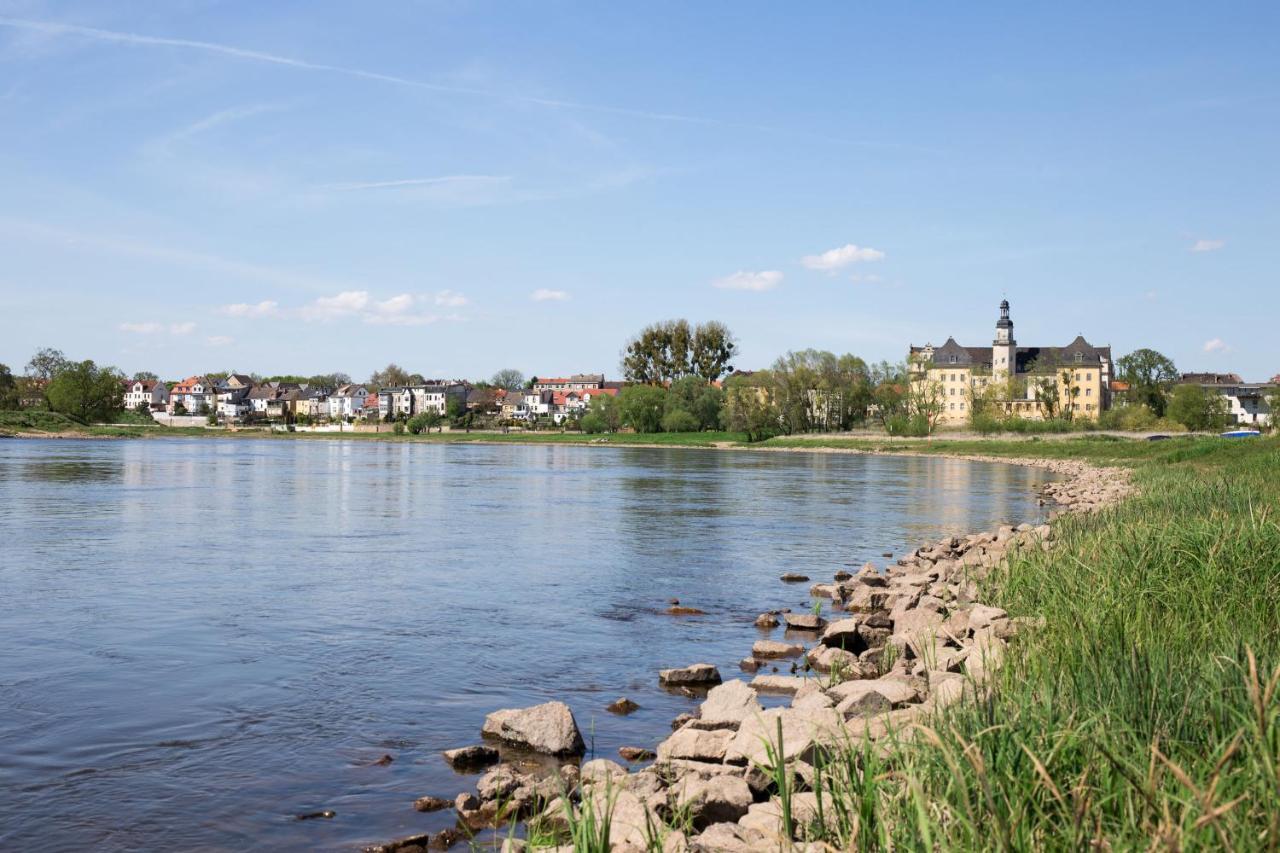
[156,103,282,150]
[712,270,783,292]
[206,335,234,347]
[297,290,456,326]
[119,321,196,336]
[1203,338,1229,353]
[221,300,280,318]
[320,175,511,192]
[801,243,885,272]
[434,290,468,307]
[1190,238,1225,253]
[301,290,370,322]
[531,288,570,302]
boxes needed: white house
[122,379,168,411]
[327,384,369,420]
[378,382,468,419]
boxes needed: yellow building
[909,300,1113,427]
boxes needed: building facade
[909,300,1113,427]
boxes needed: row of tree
[1,348,126,423]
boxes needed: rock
[820,617,867,651]
[619,746,656,762]
[836,689,891,717]
[667,605,707,616]
[739,792,836,839]
[659,663,722,686]
[698,679,762,729]
[674,774,753,828]
[608,697,641,715]
[724,707,845,766]
[780,573,810,583]
[691,822,765,852]
[782,613,827,631]
[413,795,452,813]
[809,582,840,599]
[442,744,500,770]
[477,764,524,801]
[430,829,464,850]
[749,674,810,695]
[671,712,695,730]
[882,551,894,558]
[751,640,804,659]
[791,689,835,711]
[657,726,734,763]
[806,644,872,677]
[738,658,761,673]
[753,612,780,628]
[581,787,657,849]
[969,604,1009,631]
[828,678,921,708]
[833,569,853,581]
[481,701,585,756]
[581,758,629,784]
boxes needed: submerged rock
[659,663,722,686]
[779,573,811,583]
[607,697,640,715]
[481,701,585,756]
[751,640,803,659]
[782,612,827,631]
[442,744,500,770]
[412,795,452,812]
[753,612,780,628]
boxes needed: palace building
[909,300,1113,426]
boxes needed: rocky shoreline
[366,455,1135,852]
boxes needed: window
[1085,388,1092,396]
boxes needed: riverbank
[364,436,1279,850]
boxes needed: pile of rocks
[368,456,1133,851]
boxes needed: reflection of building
[1179,374,1273,427]
[909,300,1113,426]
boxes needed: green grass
[767,436,1280,849]
[0,410,82,432]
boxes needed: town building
[532,374,605,391]
[377,382,468,419]
[909,300,1113,426]
[327,384,370,420]
[122,379,168,411]
[1179,374,1273,427]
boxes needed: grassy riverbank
[766,435,1280,849]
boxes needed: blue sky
[1,2,1276,381]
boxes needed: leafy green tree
[491,369,525,390]
[868,361,908,427]
[661,409,700,433]
[368,363,412,390]
[25,347,69,382]
[618,385,667,433]
[586,393,622,432]
[133,370,159,382]
[1168,384,1229,431]
[722,373,780,442]
[623,319,737,383]
[45,360,123,423]
[1117,349,1178,416]
[666,375,724,431]
[0,364,19,409]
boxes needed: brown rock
[753,612,780,628]
[412,795,452,813]
[659,663,722,686]
[656,726,733,763]
[442,744,499,770]
[607,697,641,715]
[619,746,656,762]
[780,573,811,582]
[751,640,803,659]
[782,612,827,631]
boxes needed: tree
[722,373,780,442]
[0,364,19,409]
[491,369,525,390]
[309,372,350,390]
[586,392,622,433]
[368,363,411,390]
[622,320,737,384]
[666,375,725,431]
[45,360,123,423]
[1117,349,1178,416]
[868,361,908,427]
[905,378,945,432]
[133,370,159,382]
[661,409,700,432]
[1168,384,1229,431]
[618,385,667,433]
[25,347,69,382]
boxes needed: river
[0,437,1056,850]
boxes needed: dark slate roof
[912,335,1111,371]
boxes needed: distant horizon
[2,4,1276,379]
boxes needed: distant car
[1146,434,1171,441]
[1220,429,1262,439]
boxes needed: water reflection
[0,438,1055,851]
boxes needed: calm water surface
[0,438,1056,850]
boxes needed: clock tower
[993,299,1016,379]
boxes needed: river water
[0,438,1055,850]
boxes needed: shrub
[885,413,931,436]
[580,413,606,434]
[660,409,700,433]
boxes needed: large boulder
[697,680,762,729]
[828,677,921,708]
[674,774,753,828]
[820,617,866,650]
[748,674,810,695]
[782,612,827,631]
[657,726,734,763]
[481,701,585,756]
[724,707,845,766]
[659,663,722,686]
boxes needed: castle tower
[993,299,1017,379]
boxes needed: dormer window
[1074,353,1083,364]
[949,356,957,364]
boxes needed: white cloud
[434,289,469,307]
[119,321,196,335]
[301,290,370,321]
[1203,338,1228,353]
[712,270,783,292]
[801,244,885,271]
[531,288,570,302]
[119,322,163,334]
[1190,239,1225,253]
[206,335,234,347]
[222,300,279,318]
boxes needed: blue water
[0,438,1055,850]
